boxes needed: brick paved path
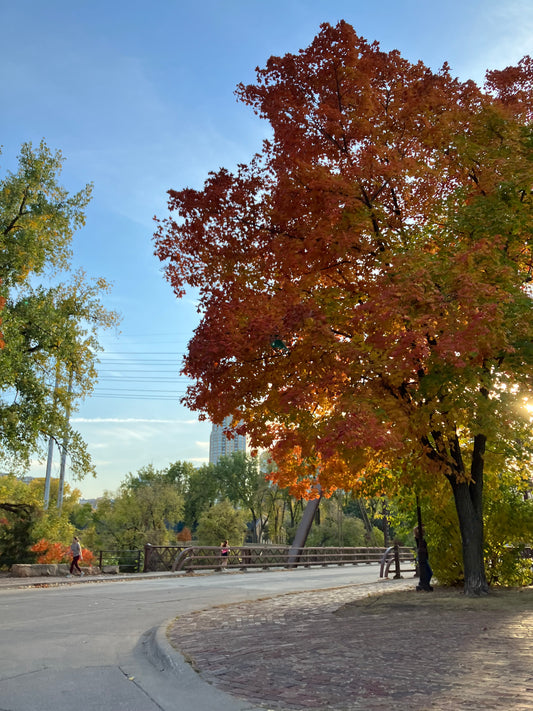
[167,580,533,711]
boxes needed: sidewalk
[0,569,185,589]
[165,582,533,711]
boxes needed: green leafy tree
[0,501,39,567]
[0,473,82,566]
[92,466,184,549]
[165,460,197,493]
[27,478,80,542]
[305,496,383,547]
[423,474,533,588]
[0,140,119,477]
[181,463,220,530]
[214,451,279,542]
[388,453,533,587]
[68,500,95,531]
[195,499,248,546]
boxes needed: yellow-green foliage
[306,516,384,547]
[92,470,185,550]
[414,471,533,588]
[0,474,82,567]
[196,499,248,546]
[483,478,533,586]
[0,474,78,543]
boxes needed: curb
[145,619,265,711]
[144,622,186,676]
[0,571,187,590]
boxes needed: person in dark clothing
[414,526,433,591]
[68,536,84,577]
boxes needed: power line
[83,336,196,405]
[96,378,185,384]
[90,393,183,400]
[97,360,182,365]
[97,370,182,374]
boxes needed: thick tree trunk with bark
[448,434,489,596]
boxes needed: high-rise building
[209,416,247,464]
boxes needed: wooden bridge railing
[163,544,416,576]
[143,544,188,572]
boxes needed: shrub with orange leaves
[30,540,67,563]
[177,526,192,543]
[31,539,96,566]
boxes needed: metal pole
[56,369,74,510]
[382,498,391,547]
[43,367,61,510]
[43,435,55,510]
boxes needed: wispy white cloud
[455,0,533,82]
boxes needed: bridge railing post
[393,543,401,579]
[143,544,152,572]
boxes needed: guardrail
[98,549,142,573]
[379,545,417,578]
[97,543,530,577]
[143,544,188,572]
[169,544,416,576]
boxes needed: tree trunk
[249,507,258,543]
[448,434,489,596]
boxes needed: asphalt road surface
[0,564,386,711]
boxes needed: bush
[307,517,366,547]
[483,489,533,587]
[305,516,385,547]
[177,526,192,543]
[196,500,248,546]
[30,539,96,566]
[0,503,40,568]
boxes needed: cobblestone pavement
[167,580,533,711]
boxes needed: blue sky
[1,0,531,498]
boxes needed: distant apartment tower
[209,416,247,464]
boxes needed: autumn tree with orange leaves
[155,22,533,596]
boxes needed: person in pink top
[220,540,230,570]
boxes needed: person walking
[68,536,84,577]
[414,526,433,591]
[220,540,230,570]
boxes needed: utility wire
[86,334,197,404]
[91,394,183,400]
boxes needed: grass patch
[334,585,533,617]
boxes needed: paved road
[4,569,530,710]
[0,565,388,711]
